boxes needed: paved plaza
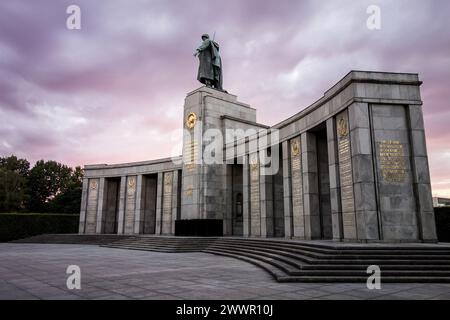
[1,243,450,300]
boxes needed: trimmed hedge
[0,213,79,242]
[0,210,448,243]
[435,207,450,242]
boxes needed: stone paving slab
[1,243,450,300]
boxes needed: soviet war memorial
[2,1,450,311]
[81,70,437,244]
[80,68,437,243]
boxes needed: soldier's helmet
[201,34,210,40]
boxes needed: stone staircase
[102,236,450,283]
[11,234,450,283]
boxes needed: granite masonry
[79,71,437,242]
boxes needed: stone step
[207,242,450,265]
[206,244,450,275]
[246,238,450,252]
[111,237,450,258]
[288,269,450,277]
[205,247,299,275]
[215,240,450,259]
[105,239,450,282]
[207,243,307,268]
[106,238,450,260]
[105,239,450,267]
[105,243,211,251]
[218,238,450,256]
[300,264,450,271]
[104,245,200,253]
[204,249,450,282]
[109,240,229,248]
[276,276,450,283]
[108,239,216,246]
[13,234,450,283]
[107,239,212,244]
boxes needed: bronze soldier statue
[194,34,223,90]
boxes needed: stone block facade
[79,71,437,242]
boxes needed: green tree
[0,156,83,213]
[0,155,30,212]
[48,166,83,214]
[27,160,74,212]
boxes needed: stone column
[326,118,343,241]
[249,153,261,237]
[407,104,437,241]
[116,176,126,235]
[282,141,293,238]
[123,176,137,234]
[336,110,357,240]
[301,132,321,239]
[225,164,234,236]
[161,172,174,235]
[85,178,99,234]
[171,170,179,235]
[155,172,163,235]
[78,178,89,234]
[134,174,143,234]
[242,155,250,237]
[290,136,305,239]
[349,102,379,240]
[260,153,274,237]
[95,177,106,234]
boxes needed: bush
[0,213,79,242]
[435,207,450,242]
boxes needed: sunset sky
[0,0,449,197]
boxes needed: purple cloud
[1,0,450,196]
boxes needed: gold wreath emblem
[185,112,197,129]
[250,156,259,172]
[164,173,172,185]
[90,180,98,190]
[338,118,349,137]
[128,177,136,190]
[250,163,258,171]
[291,140,300,156]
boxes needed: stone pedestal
[179,87,256,233]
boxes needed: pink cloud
[1,0,450,196]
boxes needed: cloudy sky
[0,0,449,196]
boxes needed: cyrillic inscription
[249,156,260,236]
[377,140,407,183]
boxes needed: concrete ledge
[85,156,182,170]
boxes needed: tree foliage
[0,155,83,214]
[0,156,30,212]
